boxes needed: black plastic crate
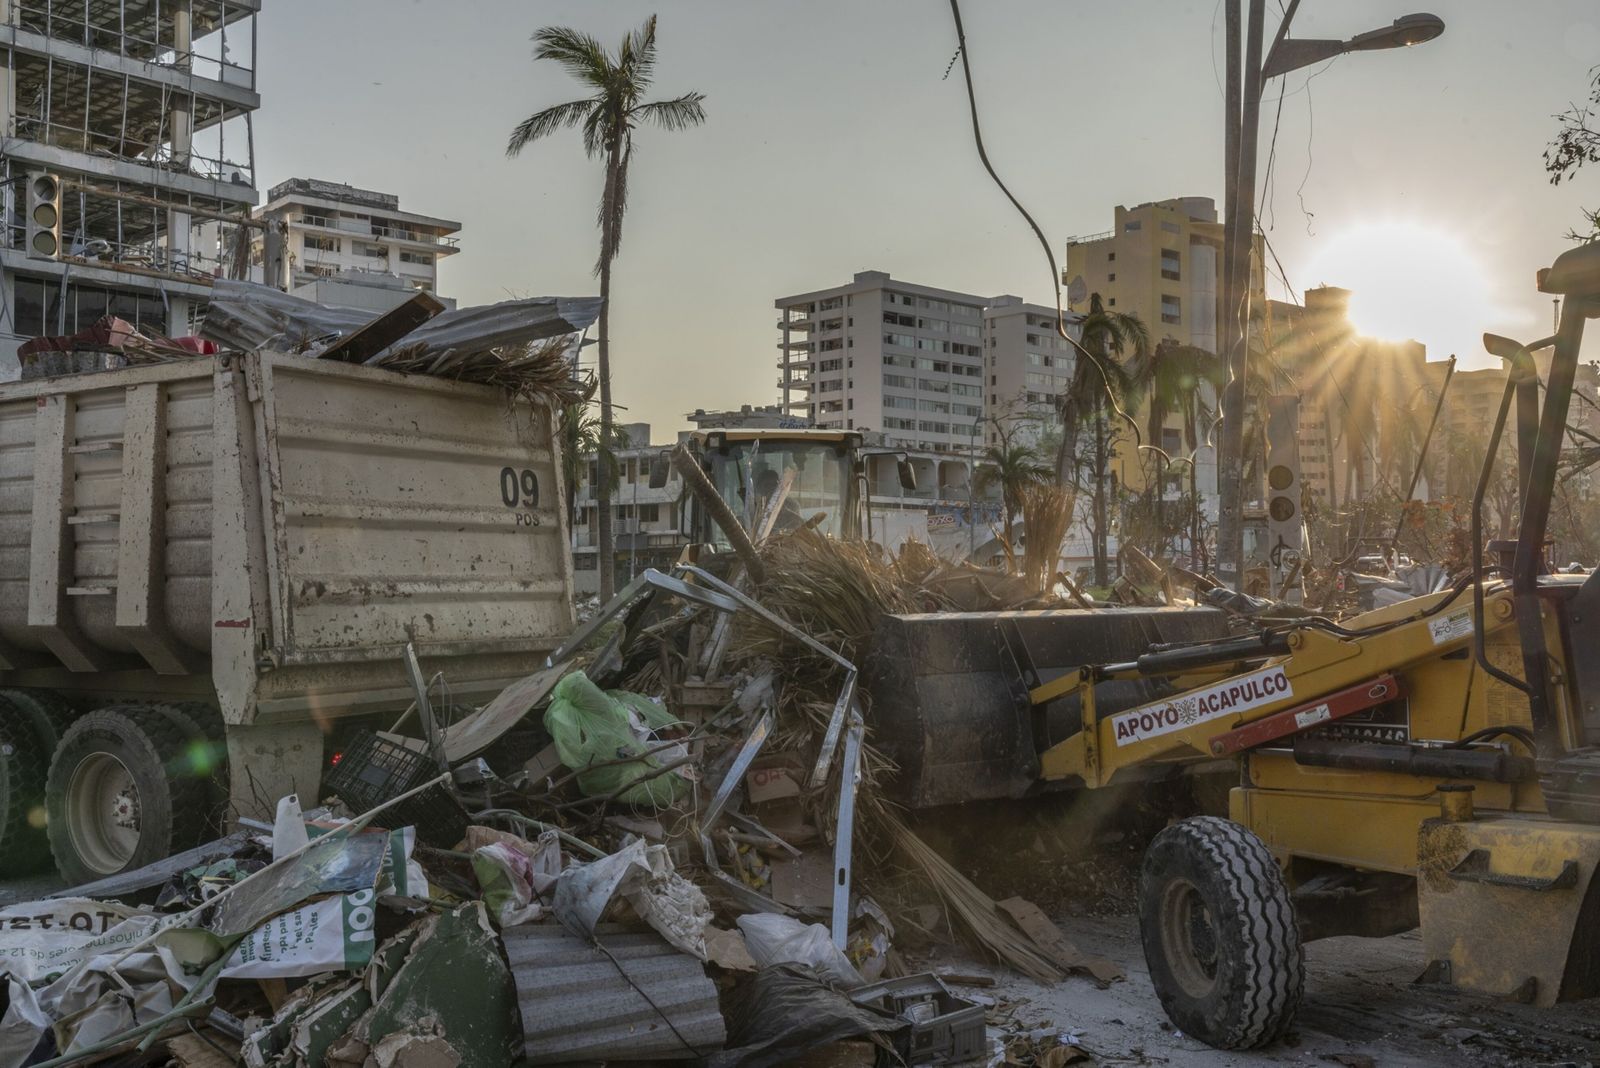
[326,730,469,848]
[850,974,986,1065]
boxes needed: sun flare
[1299,222,1496,360]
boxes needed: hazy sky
[256,1,1600,435]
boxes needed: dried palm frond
[1021,484,1075,594]
[732,527,919,671]
[877,809,1065,983]
[893,538,941,586]
[376,336,588,407]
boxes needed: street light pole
[1214,2,1443,591]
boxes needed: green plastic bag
[543,670,687,807]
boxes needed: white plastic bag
[735,913,865,988]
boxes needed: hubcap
[65,752,141,874]
[1162,877,1221,998]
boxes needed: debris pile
[0,525,1122,1066]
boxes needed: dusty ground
[952,914,1600,1067]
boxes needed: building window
[1107,273,1116,282]
[304,235,339,252]
[884,373,913,389]
[884,395,918,410]
[885,417,917,431]
[1161,294,1181,324]
[819,358,843,372]
[1109,298,1116,307]
[355,242,387,259]
[1161,220,1181,234]
[400,250,434,265]
[1123,221,1141,232]
[1107,252,1116,262]
[1160,249,1181,281]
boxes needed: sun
[1299,222,1496,361]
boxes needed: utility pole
[1214,1,1443,590]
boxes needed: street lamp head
[1346,13,1445,53]
[1261,12,1444,80]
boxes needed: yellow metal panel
[1245,750,1531,811]
[1417,816,1600,1005]
[1233,786,1437,873]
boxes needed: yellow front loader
[1022,241,1600,1049]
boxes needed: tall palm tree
[1056,294,1148,586]
[1133,340,1223,561]
[507,16,706,599]
[975,437,1052,552]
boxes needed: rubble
[0,527,1131,1066]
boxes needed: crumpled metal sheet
[199,280,602,365]
[503,923,725,1064]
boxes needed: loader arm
[1034,583,1521,788]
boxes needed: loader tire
[1139,816,1304,1050]
[0,718,51,871]
[45,706,212,883]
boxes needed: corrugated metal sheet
[503,922,725,1064]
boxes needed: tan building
[1063,196,1262,354]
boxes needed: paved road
[975,914,1600,1067]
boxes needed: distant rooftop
[267,177,399,212]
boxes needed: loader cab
[656,429,861,547]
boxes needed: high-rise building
[982,296,1082,448]
[253,177,461,310]
[776,272,989,453]
[0,0,262,379]
[1062,197,1266,512]
[775,273,1087,454]
[1062,196,1262,354]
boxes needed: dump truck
[0,350,575,882]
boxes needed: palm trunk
[595,147,620,601]
[1093,412,1109,587]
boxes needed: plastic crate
[850,974,986,1065]
[326,730,469,848]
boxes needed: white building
[776,272,989,453]
[983,296,1083,449]
[253,177,460,309]
[0,0,261,379]
[775,273,1090,456]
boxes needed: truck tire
[45,706,213,883]
[1139,816,1304,1050]
[0,720,50,871]
[0,687,77,749]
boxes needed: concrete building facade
[253,177,460,307]
[776,272,989,453]
[1062,196,1260,354]
[982,296,1082,448]
[0,0,262,378]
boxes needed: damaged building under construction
[0,0,261,378]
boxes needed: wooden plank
[314,291,445,365]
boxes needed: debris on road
[0,527,1129,1066]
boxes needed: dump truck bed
[0,350,575,725]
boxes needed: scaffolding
[1,0,260,288]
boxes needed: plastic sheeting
[199,280,602,367]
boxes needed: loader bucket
[862,607,1232,808]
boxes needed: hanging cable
[945,0,1141,451]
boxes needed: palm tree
[507,16,706,599]
[557,401,624,535]
[1134,339,1223,560]
[1056,294,1149,586]
[975,433,1052,553]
